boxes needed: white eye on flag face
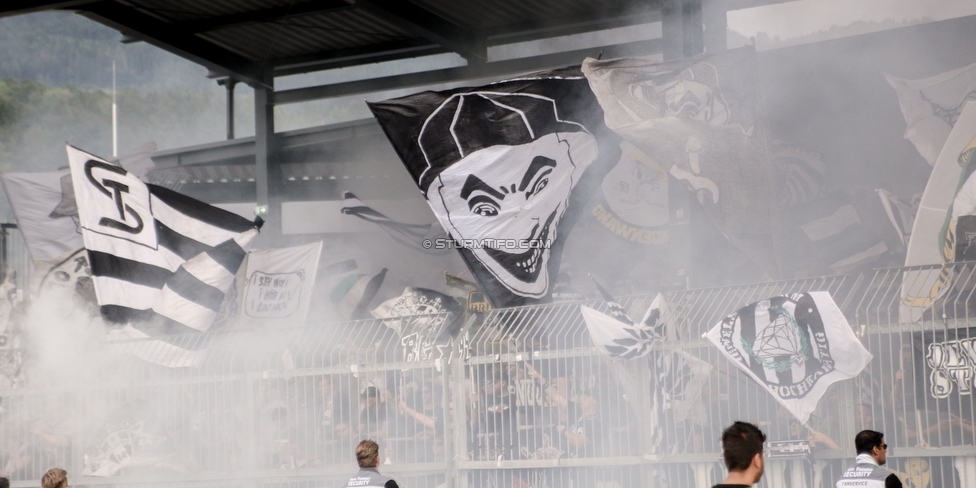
[430,132,597,298]
[69,154,156,249]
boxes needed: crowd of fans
[0,331,973,488]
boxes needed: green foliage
[0,79,259,172]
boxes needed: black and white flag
[67,145,260,366]
[580,279,665,359]
[371,287,463,361]
[368,66,620,308]
[705,292,872,423]
[340,191,447,254]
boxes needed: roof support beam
[254,84,282,237]
[177,1,355,34]
[486,8,661,44]
[272,39,446,76]
[356,0,486,62]
[272,37,661,105]
[703,0,728,53]
[76,1,269,88]
[0,0,96,18]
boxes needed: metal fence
[1,266,975,488]
[0,224,30,297]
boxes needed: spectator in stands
[314,375,355,465]
[553,390,601,458]
[199,382,243,471]
[471,367,517,460]
[0,420,31,479]
[713,421,766,488]
[360,386,389,442]
[268,406,305,469]
[41,468,67,488]
[397,381,445,461]
[156,418,203,474]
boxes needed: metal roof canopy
[0,0,787,89]
[1,0,793,235]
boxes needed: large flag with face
[902,101,976,322]
[67,145,260,365]
[240,241,322,328]
[368,66,620,308]
[705,292,872,423]
[582,48,782,277]
[886,62,976,166]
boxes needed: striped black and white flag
[340,191,446,254]
[67,145,260,366]
[705,292,872,423]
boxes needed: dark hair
[855,430,885,454]
[0,476,9,488]
[356,439,380,468]
[361,386,380,398]
[721,421,766,471]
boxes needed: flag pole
[112,61,117,158]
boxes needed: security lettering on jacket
[836,454,902,488]
[345,467,399,488]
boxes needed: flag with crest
[705,291,871,423]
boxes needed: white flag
[705,291,871,424]
[0,169,84,262]
[902,101,976,322]
[886,63,976,166]
[582,292,666,359]
[240,242,322,328]
[67,145,259,367]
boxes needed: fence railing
[1,266,975,488]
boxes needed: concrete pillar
[702,0,727,53]
[663,0,704,61]
[252,78,282,237]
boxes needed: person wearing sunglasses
[836,430,903,488]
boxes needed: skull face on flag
[369,68,618,307]
[421,93,598,298]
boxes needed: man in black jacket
[344,440,398,488]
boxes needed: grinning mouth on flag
[482,209,556,282]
